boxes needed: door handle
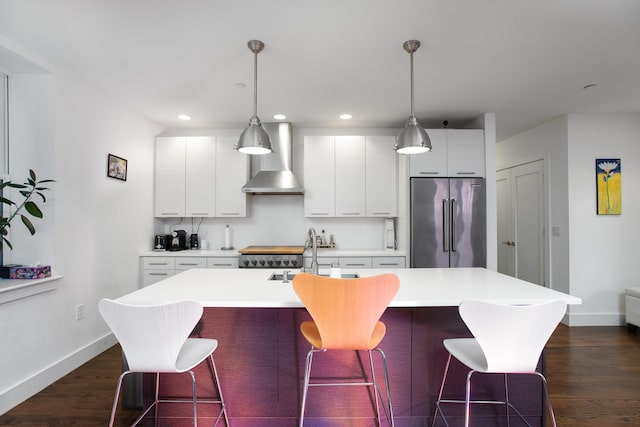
[501,241,516,246]
[443,199,449,252]
[450,199,457,252]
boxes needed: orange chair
[292,272,400,426]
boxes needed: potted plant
[0,169,55,250]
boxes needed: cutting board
[239,246,306,255]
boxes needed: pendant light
[235,40,273,155]
[395,40,431,154]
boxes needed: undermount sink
[268,272,359,281]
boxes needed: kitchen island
[117,268,580,426]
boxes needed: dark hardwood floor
[1,325,638,426]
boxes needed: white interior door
[496,169,514,276]
[497,160,545,285]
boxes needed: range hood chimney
[241,122,304,195]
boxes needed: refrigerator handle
[450,198,457,252]
[443,199,450,252]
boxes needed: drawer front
[174,257,207,270]
[142,269,176,286]
[207,257,239,269]
[339,257,372,269]
[142,257,175,270]
[372,256,406,268]
[303,257,339,269]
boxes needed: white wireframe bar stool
[432,299,566,427]
[99,298,229,427]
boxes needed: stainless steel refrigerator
[410,178,486,268]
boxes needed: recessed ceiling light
[339,113,353,120]
[273,114,287,120]
[177,115,191,121]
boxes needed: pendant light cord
[253,50,258,118]
[409,49,415,119]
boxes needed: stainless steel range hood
[241,122,304,194]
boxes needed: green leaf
[3,236,13,250]
[29,169,36,181]
[35,192,47,203]
[0,197,16,206]
[38,179,56,184]
[7,183,26,189]
[24,201,43,218]
[20,215,36,235]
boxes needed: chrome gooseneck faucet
[307,227,318,275]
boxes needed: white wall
[496,116,570,296]
[567,113,640,326]
[497,113,640,326]
[0,44,162,413]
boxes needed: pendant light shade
[236,40,272,155]
[395,40,431,154]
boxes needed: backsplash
[155,195,393,251]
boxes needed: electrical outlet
[76,304,86,320]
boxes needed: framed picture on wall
[596,158,621,215]
[107,153,127,181]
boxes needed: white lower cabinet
[141,257,176,287]
[140,255,239,286]
[372,256,406,268]
[303,255,404,270]
[207,257,239,269]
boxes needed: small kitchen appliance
[190,233,199,249]
[169,230,187,251]
[384,218,396,250]
[153,234,171,251]
[238,246,305,268]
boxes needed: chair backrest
[459,299,567,373]
[98,298,203,372]
[292,273,400,350]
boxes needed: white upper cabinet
[185,137,216,217]
[409,129,485,177]
[154,136,248,218]
[365,136,397,217]
[304,135,335,217]
[155,137,186,217]
[335,136,366,217]
[215,136,248,217]
[304,135,398,218]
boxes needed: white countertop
[140,248,406,257]
[118,267,581,308]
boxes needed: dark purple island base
[144,306,546,427]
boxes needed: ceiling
[0,0,639,142]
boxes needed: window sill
[0,274,63,304]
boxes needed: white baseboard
[0,333,117,415]
[565,312,626,327]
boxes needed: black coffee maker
[169,230,187,251]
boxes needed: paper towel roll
[224,225,231,249]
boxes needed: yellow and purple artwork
[596,158,621,215]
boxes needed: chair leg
[536,372,558,427]
[207,354,230,427]
[299,347,316,427]
[368,350,382,425]
[375,347,395,427]
[432,354,452,427]
[504,373,510,427]
[464,370,475,427]
[108,371,126,427]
